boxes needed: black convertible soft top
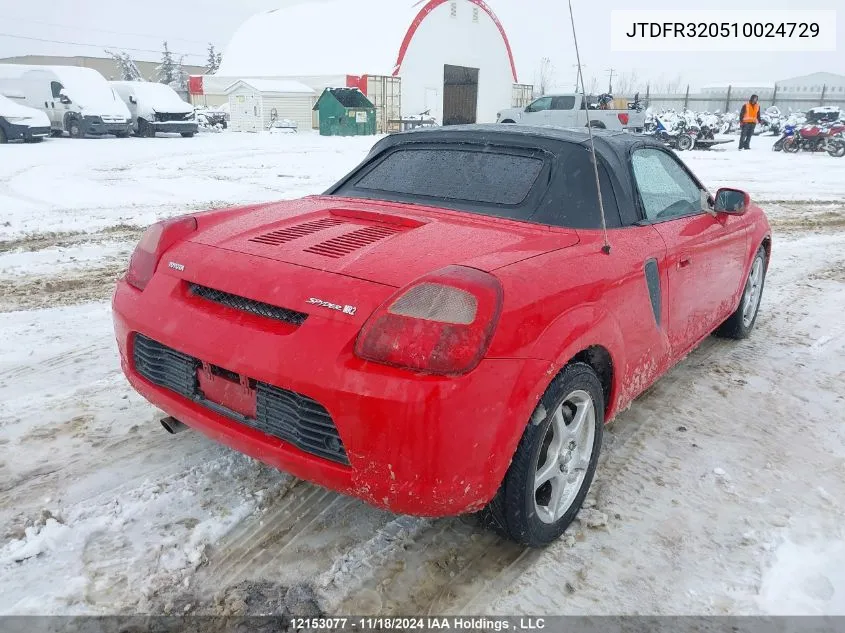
[328,124,676,229]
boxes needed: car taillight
[125,216,197,291]
[354,266,503,376]
[618,113,629,126]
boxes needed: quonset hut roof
[216,0,517,81]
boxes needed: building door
[235,93,260,132]
[443,65,479,126]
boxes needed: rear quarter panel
[489,228,672,425]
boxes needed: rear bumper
[112,273,551,517]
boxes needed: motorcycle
[651,112,696,151]
[783,123,845,157]
[772,124,796,151]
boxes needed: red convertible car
[113,126,771,546]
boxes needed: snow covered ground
[0,131,843,616]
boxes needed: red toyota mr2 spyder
[113,126,771,546]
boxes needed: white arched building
[198,0,525,128]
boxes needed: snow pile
[0,518,71,565]
[759,537,845,614]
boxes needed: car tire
[588,121,606,129]
[68,118,84,139]
[115,130,130,138]
[138,119,155,138]
[677,134,694,151]
[180,132,195,138]
[500,119,516,124]
[716,246,768,340]
[480,362,604,547]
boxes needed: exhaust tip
[160,416,188,434]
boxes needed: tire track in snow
[0,262,125,312]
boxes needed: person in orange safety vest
[738,94,762,150]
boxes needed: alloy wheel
[533,390,596,524]
[742,256,765,328]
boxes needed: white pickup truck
[497,94,646,132]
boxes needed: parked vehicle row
[0,64,198,143]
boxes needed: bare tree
[615,71,640,97]
[662,74,683,95]
[534,57,555,97]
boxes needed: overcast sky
[0,0,842,91]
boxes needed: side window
[631,149,704,222]
[50,81,64,99]
[551,96,576,110]
[526,97,552,113]
[533,147,623,229]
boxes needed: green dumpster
[313,88,377,136]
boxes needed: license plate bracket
[196,362,257,419]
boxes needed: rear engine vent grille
[304,225,402,259]
[131,334,348,465]
[249,218,346,246]
[189,284,308,327]
[256,383,348,464]
[133,334,198,397]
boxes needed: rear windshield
[329,139,627,229]
[333,146,548,216]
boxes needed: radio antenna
[568,0,611,254]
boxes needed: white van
[0,93,51,143]
[0,65,132,138]
[111,81,198,137]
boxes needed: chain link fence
[637,85,845,114]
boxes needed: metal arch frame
[393,0,519,83]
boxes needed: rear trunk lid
[189,196,578,288]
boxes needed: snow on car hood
[189,197,580,288]
[0,94,50,128]
[113,81,194,114]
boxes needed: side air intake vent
[249,218,346,246]
[304,225,402,259]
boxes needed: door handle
[679,256,692,269]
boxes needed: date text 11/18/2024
[289,617,548,630]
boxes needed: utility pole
[606,68,616,94]
[572,64,587,91]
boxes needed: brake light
[617,113,629,126]
[125,216,197,291]
[354,266,503,376]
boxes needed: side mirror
[714,188,750,215]
[60,94,72,105]
[524,105,532,113]
[129,96,137,104]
